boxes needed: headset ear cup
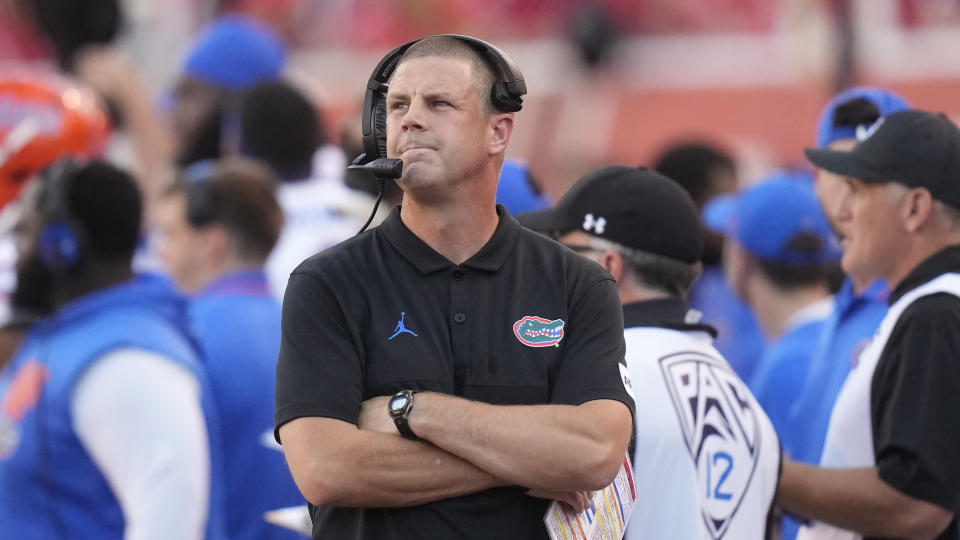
[36,158,85,273]
[361,87,388,161]
[38,221,83,272]
[185,177,217,225]
[491,82,522,113]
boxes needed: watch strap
[394,414,418,440]
[389,389,419,440]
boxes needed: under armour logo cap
[805,109,960,210]
[582,213,606,234]
[517,166,703,264]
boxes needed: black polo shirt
[275,205,633,540]
[872,245,960,540]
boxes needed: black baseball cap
[804,109,960,209]
[517,166,703,264]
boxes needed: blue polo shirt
[780,278,887,540]
[786,279,887,464]
[748,316,826,454]
[191,271,305,540]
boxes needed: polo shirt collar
[463,205,521,272]
[835,277,888,314]
[889,244,960,305]
[379,204,521,274]
[196,270,271,299]
[622,298,718,337]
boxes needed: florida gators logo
[0,360,50,460]
[513,316,565,347]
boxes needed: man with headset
[275,35,634,539]
[0,160,226,539]
[0,71,112,365]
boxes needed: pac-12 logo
[513,316,565,347]
[659,351,761,539]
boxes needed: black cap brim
[515,207,573,234]
[803,147,889,184]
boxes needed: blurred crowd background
[2,1,960,537]
[5,0,960,198]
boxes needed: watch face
[389,396,407,414]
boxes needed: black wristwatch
[388,390,419,440]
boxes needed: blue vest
[0,275,227,539]
[191,271,305,540]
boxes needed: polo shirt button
[452,269,465,281]
[453,312,467,324]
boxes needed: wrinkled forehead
[844,175,904,198]
[387,56,477,94]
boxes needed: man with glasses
[519,165,781,539]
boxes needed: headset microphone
[348,155,403,179]
[349,154,403,234]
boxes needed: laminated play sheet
[544,454,637,540]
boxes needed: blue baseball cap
[704,172,840,266]
[816,86,909,148]
[496,160,551,214]
[183,15,286,91]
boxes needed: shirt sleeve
[72,348,210,540]
[873,293,960,511]
[274,269,365,442]
[549,276,635,419]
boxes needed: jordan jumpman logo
[388,312,419,340]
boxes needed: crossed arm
[777,458,953,539]
[279,395,631,508]
[278,272,632,509]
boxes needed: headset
[351,34,528,233]
[182,160,221,227]
[36,159,86,274]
